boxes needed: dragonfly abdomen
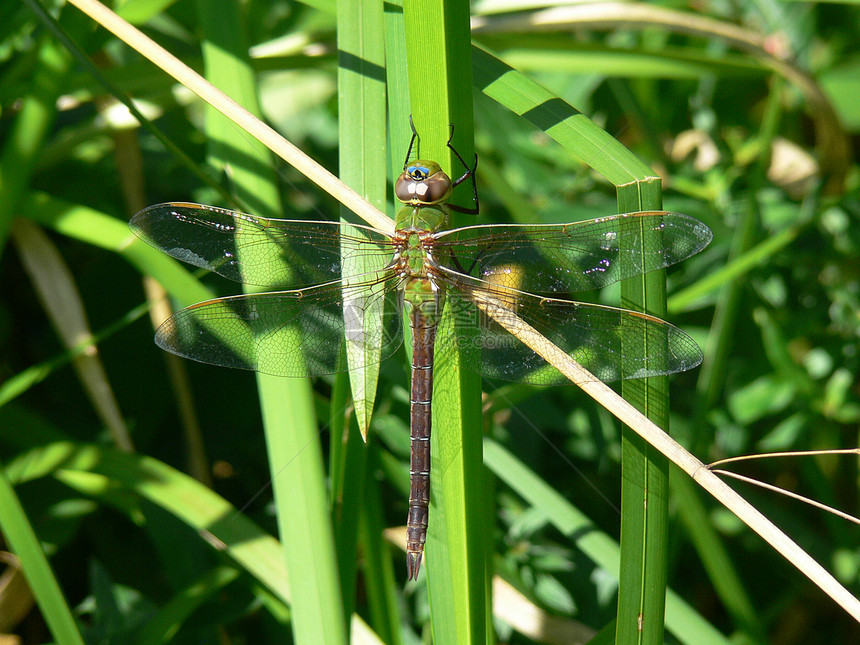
[405,297,439,580]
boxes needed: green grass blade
[334,0,387,615]
[329,362,366,618]
[403,0,488,641]
[3,435,291,605]
[0,461,85,645]
[616,180,670,643]
[383,0,412,189]
[337,0,387,437]
[471,44,654,184]
[196,1,346,642]
[473,37,767,79]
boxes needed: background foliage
[1,0,859,643]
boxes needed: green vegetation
[1,0,859,643]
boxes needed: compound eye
[423,172,452,203]
[394,172,415,202]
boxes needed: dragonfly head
[395,159,453,206]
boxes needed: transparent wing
[437,270,702,385]
[154,278,403,377]
[433,211,712,295]
[131,202,396,288]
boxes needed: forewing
[130,202,395,288]
[154,279,403,377]
[433,211,712,295]
[439,271,702,385]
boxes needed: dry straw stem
[66,0,394,235]
[709,448,860,469]
[470,290,860,623]
[67,0,860,624]
[709,470,860,527]
[708,449,860,526]
[11,219,134,452]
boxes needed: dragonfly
[130,133,713,580]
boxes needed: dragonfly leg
[446,126,480,215]
[404,115,420,170]
[448,244,491,279]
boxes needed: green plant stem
[403,0,487,642]
[617,179,670,644]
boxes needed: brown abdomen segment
[405,305,437,580]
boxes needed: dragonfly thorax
[390,227,440,280]
[395,159,453,206]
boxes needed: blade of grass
[359,446,404,645]
[472,38,767,79]
[617,179,669,644]
[383,0,412,192]
[471,44,653,183]
[403,0,488,642]
[329,363,367,617]
[333,0,387,615]
[0,461,85,645]
[195,1,347,644]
